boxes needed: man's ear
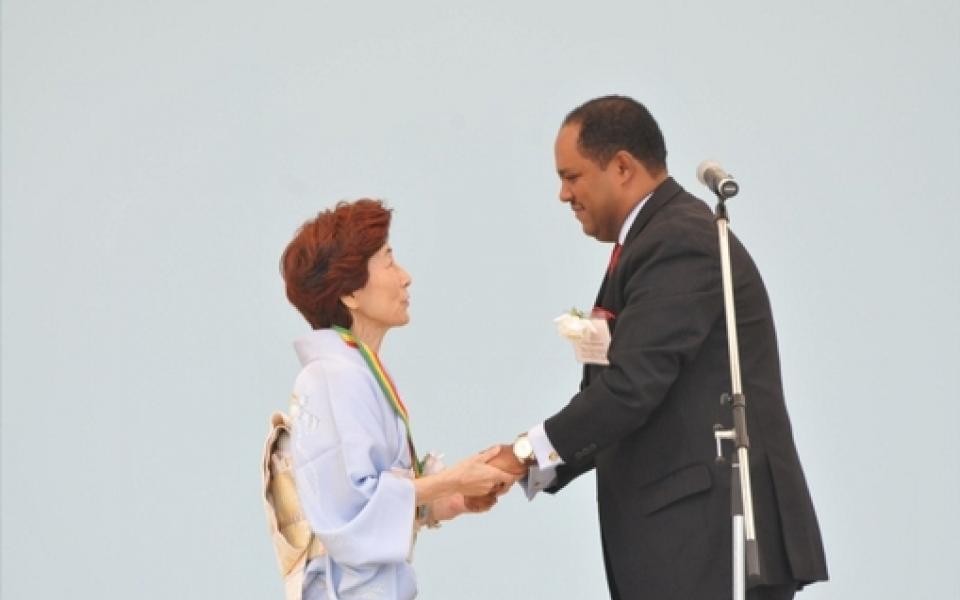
[614,150,654,185]
[613,150,637,183]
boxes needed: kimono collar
[293,329,364,368]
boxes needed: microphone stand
[709,187,762,600]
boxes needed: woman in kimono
[280,199,516,599]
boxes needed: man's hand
[486,443,528,478]
[457,444,528,511]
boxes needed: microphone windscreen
[697,160,721,186]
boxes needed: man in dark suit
[487,96,828,599]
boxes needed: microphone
[697,160,739,199]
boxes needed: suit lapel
[622,177,683,246]
[595,177,684,313]
[583,178,685,387]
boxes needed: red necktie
[607,243,623,274]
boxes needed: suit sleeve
[545,456,596,494]
[544,224,723,465]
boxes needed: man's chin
[580,221,618,243]
[581,224,608,242]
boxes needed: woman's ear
[340,293,359,311]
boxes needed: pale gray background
[2,1,958,599]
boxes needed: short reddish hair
[281,199,392,329]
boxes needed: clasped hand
[460,444,528,513]
[425,444,529,522]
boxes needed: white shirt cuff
[528,422,564,469]
[518,423,562,500]
[521,464,557,500]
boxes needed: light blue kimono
[290,329,418,600]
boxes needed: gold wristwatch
[512,433,537,466]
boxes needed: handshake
[425,443,531,522]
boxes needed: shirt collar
[618,193,652,245]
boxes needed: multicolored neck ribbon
[332,326,423,477]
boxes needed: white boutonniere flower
[554,308,597,340]
[420,452,446,476]
[554,307,612,365]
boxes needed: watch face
[514,437,533,461]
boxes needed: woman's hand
[431,492,498,522]
[414,447,519,507]
[462,492,498,513]
[446,446,520,497]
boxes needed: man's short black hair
[564,95,667,174]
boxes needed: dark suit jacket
[544,178,828,599]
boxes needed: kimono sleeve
[291,361,416,568]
